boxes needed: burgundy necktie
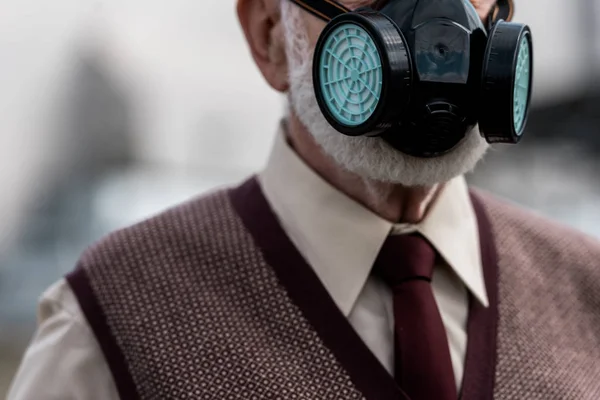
[374,233,457,400]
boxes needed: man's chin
[308,121,490,187]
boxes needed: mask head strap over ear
[483,0,513,30]
[491,0,514,21]
[286,0,514,29]
[286,0,350,22]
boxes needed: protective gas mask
[288,0,533,157]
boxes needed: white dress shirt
[7,126,488,399]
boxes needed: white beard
[280,1,490,187]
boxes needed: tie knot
[374,234,436,287]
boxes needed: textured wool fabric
[68,187,367,400]
[66,177,600,400]
[480,192,600,399]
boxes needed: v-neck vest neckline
[229,177,499,400]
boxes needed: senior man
[8,0,600,398]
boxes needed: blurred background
[1,0,599,394]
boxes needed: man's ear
[237,0,289,92]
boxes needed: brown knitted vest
[66,177,600,400]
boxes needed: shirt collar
[258,124,489,316]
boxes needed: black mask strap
[286,0,350,22]
[492,0,514,22]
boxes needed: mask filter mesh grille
[513,35,531,135]
[319,23,383,126]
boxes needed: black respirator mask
[289,0,534,157]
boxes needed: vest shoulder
[473,188,600,264]
[75,186,244,273]
[473,190,600,391]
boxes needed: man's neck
[286,113,442,224]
